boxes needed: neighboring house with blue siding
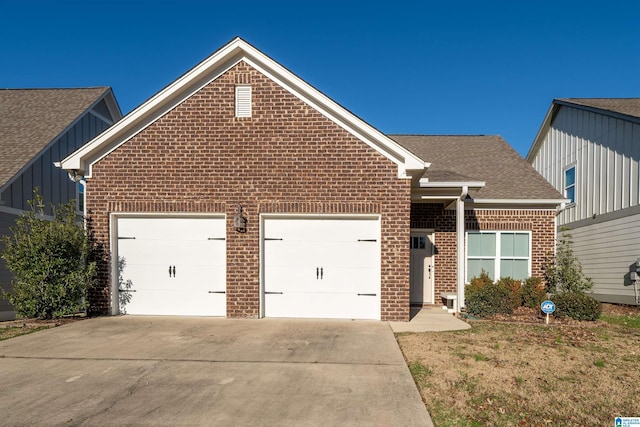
[0,88,121,320]
[527,98,640,305]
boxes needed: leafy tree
[544,229,593,294]
[1,193,95,319]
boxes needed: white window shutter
[235,86,251,117]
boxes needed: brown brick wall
[86,61,412,321]
[411,203,556,299]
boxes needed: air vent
[235,85,251,118]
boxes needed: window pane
[565,167,575,186]
[501,233,529,257]
[500,259,529,280]
[467,259,495,282]
[565,186,575,203]
[468,233,496,257]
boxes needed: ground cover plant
[397,305,640,426]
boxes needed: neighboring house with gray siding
[527,98,640,305]
[0,88,121,320]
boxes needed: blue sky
[1,0,639,157]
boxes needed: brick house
[60,38,563,321]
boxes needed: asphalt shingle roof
[558,98,640,120]
[0,87,109,187]
[389,134,563,200]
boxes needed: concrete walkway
[389,308,471,333]
[0,316,433,426]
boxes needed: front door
[410,230,434,305]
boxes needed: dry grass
[397,311,640,426]
[0,316,84,341]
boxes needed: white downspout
[457,186,468,311]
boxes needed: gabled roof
[390,134,564,203]
[557,98,640,120]
[526,98,640,162]
[0,87,121,187]
[60,37,427,179]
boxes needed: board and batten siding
[0,112,110,214]
[0,211,17,320]
[562,215,640,305]
[531,105,640,225]
[531,104,640,305]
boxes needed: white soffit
[60,37,426,179]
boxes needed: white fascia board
[418,180,485,188]
[525,102,557,163]
[60,37,427,179]
[470,198,569,209]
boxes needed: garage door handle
[118,289,136,292]
[265,291,283,295]
[357,293,377,297]
[208,291,226,294]
[169,265,176,277]
[320,267,323,280]
[357,239,377,242]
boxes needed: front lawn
[397,307,640,426]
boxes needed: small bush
[465,271,493,303]
[466,281,513,318]
[522,277,546,308]
[544,230,593,294]
[1,194,95,319]
[496,277,522,309]
[552,292,602,321]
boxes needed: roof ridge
[0,87,110,91]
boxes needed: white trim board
[60,38,426,180]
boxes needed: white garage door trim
[110,213,226,316]
[260,214,381,320]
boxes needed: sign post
[541,300,556,325]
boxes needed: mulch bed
[464,303,640,326]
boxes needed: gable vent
[235,85,252,118]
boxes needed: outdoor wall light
[234,205,247,233]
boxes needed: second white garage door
[116,216,226,316]
[263,216,380,320]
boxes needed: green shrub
[1,193,95,319]
[465,270,493,303]
[496,277,522,309]
[544,230,593,294]
[466,281,513,318]
[522,277,546,308]
[552,292,602,321]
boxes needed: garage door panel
[265,292,378,319]
[122,290,226,316]
[263,217,380,320]
[117,217,226,316]
[266,266,378,293]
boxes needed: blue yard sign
[541,300,555,314]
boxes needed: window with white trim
[77,180,85,214]
[564,165,576,204]
[235,85,251,117]
[466,231,531,281]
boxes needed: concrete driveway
[0,316,432,426]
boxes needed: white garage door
[263,217,380,320]
[117,217,226,316]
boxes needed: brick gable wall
[411,203,555,300]
[86,61,412,320]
